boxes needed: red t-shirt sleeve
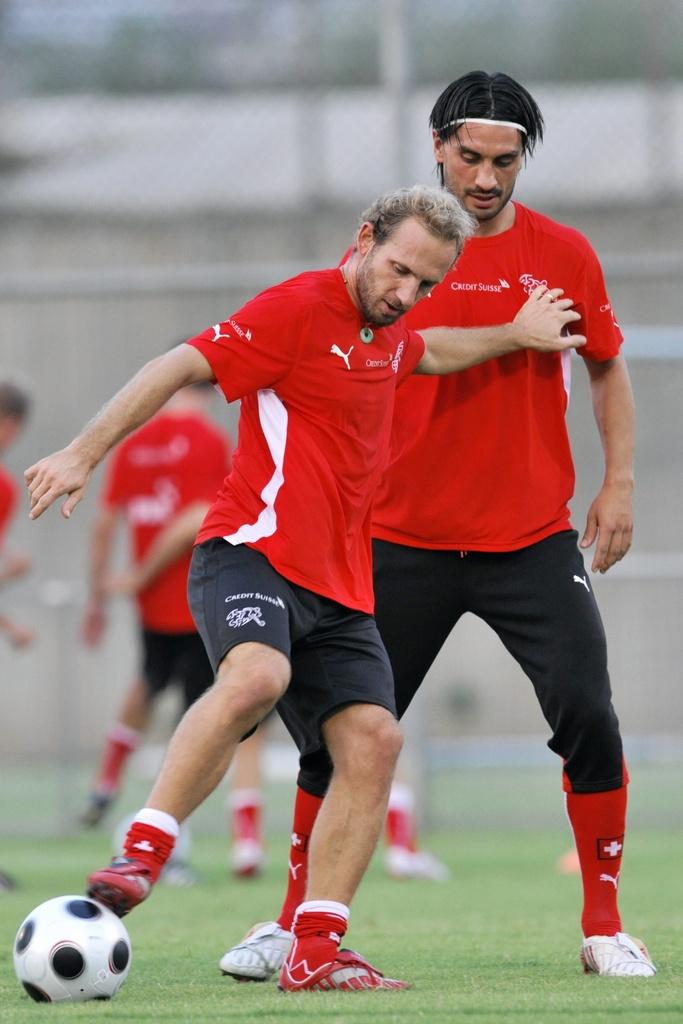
[186,288,305,403]
[573,241,623,363]
[395,329,426,386]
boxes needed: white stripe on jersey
[224,389,288,545]
[561,348,572,402]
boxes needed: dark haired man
[26,184,580,992]
[220,73,655,981]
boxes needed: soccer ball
[13,895,131,1003]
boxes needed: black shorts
[188,538,396,760]
[141,629,215,712]
[297,530,623,797]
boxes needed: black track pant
[297,530,624,797]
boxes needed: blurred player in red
[0,380,33,650]
[226,720,448,882]
[79,381,231,849]
[26,184,581,991]
[0,379,33,890]
[219,72,655,981]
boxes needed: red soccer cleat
[86,857,154,917]
[278,947,409,991]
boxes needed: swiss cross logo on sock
[132,839,155,853]
[596,834,624,859]
[291,831,308,852]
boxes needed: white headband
[438,117,527,135]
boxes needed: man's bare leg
[145,643,289,820]
[87,642,289,914]
[279,703,408,990]
[306,703,402,903]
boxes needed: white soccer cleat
[231,839,265,878]
[219,921,293,981]
[385,846,451,882]
[581,932,656,977]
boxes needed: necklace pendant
[359,327,374,344]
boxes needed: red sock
[95,723,141,794]
[277,786,323,931]
[122,821,176,883]
[230,789,262,843]
[386,783,417,852]
[566,786,627,937]
[288,902,348,975]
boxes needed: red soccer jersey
[102,410,231,632]
[188,268,425,613]
[372,203,623,551]
[0,464,18,547]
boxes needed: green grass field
[1,826,681,1024]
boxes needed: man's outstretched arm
[25,344,213,521]
[415,286,586,375]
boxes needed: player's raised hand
[25,445,93,520]
[514,286,586,352]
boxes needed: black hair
[429,71,544,184]
[0,380,30,421]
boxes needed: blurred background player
[0,379,34,890]
[227,725,449,882]
[79,381,231,873]
[225,723,270,879]
[0,380,34,650]
[219,70,654,981]
[383,775,448,881]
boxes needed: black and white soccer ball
[13,895,131,1003]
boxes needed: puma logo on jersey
[573,574,590,591]
[211,320,252,343]
[600,871,620,890]
[330,344,354,370]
